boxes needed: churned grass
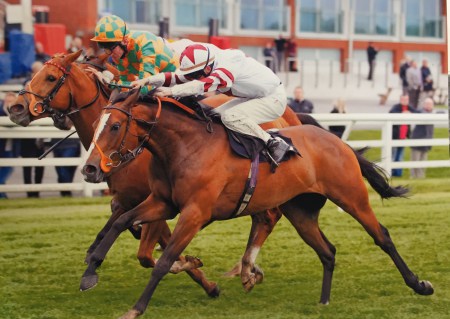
[1,178,450,319]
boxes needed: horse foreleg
[123,205,210,319]
[80,195,174,292]
[85,197,123,263]
[136,222,166,268]
[238,208,282,292]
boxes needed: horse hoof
[118,309,142,319]
[80,274,98,291]
[186,255,203,268]
[207,284,220,298]
[242,274,256,293]
[416,280,434,295]
[253,265,264,284]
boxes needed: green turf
[1,178,449,318]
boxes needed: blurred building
[2,0,448,73]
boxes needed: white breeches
[213,84,286,142]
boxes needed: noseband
[94,98,161,172]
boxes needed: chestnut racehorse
[7,51,218,295]
[7,50,309,292]
[81,89,433,319]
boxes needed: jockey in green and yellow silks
[89,15,178,94]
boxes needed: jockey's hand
[154,87,172,97]
[86,67,113,85]
[131,77,149,89]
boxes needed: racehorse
[7,50,218,295]
[7,50,308,292]
[81,88,433,319]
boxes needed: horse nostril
[83,165,97,176]
[9,104,25,114]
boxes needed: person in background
[286,37,298,72]
[410,98,434,179]
[399,56,411,95]
[273,34,287,72]
[389,94,416,177]
[287,86,314,113]
[35,41,50,63]
[0,92,20,199]
[366,42,378,81]
[263,42,277,72]
[420,59,434,99]
[406,60,422,109]
[67,36,86,61]
[328,98,347,138]
[50,118,81,197]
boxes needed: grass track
[1,179,450,319]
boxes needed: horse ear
[65,50,83,63]
[109,88,120,103]
[124,88,141,108]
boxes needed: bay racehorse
[81,88,433,319]
[7,50,310,292]
[7,51,218,295]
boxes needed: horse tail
[353,148,409,199]
[297,113,327,130]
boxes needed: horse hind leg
[280,194,335,305]
[237,208,282,292]
[335,191,434,296]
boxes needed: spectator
[0,92,20,199]
[35,41,50,63]
[263,42,277,72]
[389,94,416,177]
[286,37,298,72]
[420,59,434,99]
[287,86,314,113]
[366,42,378,80]
[399,56,411,95]
[50,118,81,197]
[406,60,422,109]
[329,98,347,138]
[273,34,287,72]
[67,36,86,61]
[410,98,434,179]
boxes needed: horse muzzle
[81,164,106,183]
[8,103,31,126]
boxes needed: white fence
[0,113,448,197]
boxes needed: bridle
[93,98,162,172]
[19,60,103,119]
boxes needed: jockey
[131,43,290,165]
[89,15,178,94]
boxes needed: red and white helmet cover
[177,44,215,76]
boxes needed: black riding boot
[266,137,290,165]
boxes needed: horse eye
[111,123,120,131]
[47,75,57,82]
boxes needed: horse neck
[67,66,109,150]
[144,105,216,164]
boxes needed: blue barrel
[9,30,35,77]
[0,52,12,83]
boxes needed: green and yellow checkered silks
[91,15,127,42]
[115,31,179,94]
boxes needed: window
[175,0,228,29]
[354,0,394,36]
[103,0,162,25]
[299,0,342,33]
[240,0,288,31]
[405,0,442,38]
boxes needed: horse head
[8,50,110,128]
[82,88,149,183]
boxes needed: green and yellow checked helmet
[91,15,128,42]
